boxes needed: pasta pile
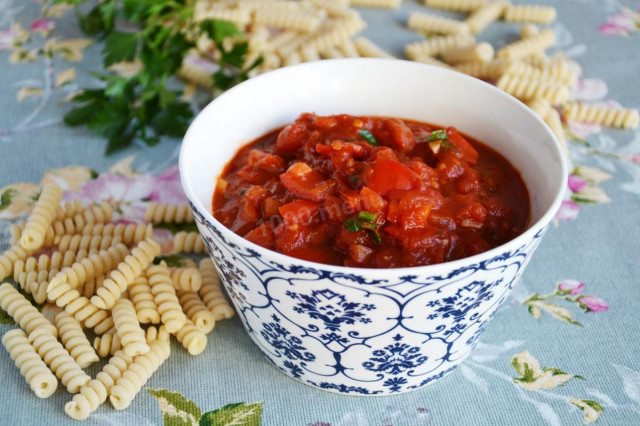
[0,191,235,421]
[180,0,638,156]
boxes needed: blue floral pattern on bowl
[191,203,545,395]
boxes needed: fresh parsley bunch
[61,0,259,154]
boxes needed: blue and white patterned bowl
[179,59,567,395]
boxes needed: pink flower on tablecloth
[577,295,609,313]
[555,200,581,221]
[557,280,585,295]
[30,18,55,35]
[148,165,188,204]
[570,79,608,102]
[598,10,639,36]
[567,121,601,139]
[568,175,588,192]
[0,24,29,50]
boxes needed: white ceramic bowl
[180,58,567,395]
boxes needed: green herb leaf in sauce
[343,211,381,245]
[428,129,448,142]
[358,129,378,146]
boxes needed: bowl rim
[180,58,568,275]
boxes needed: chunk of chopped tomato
[275,123,308,154]
[244,223,275,249]
[278,199,320,225]
[280,162,336,201]
[384,118,416,152]
[446,127,478,165]
[387,188,443,230]
[365,158,417,196]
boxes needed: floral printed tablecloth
[1,0,640,425]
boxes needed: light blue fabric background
[1,0,639,425]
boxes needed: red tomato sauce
[213,113,530,268]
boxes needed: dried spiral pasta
[55,234,122,253]
[412,54,453,68]
[253,9,323,33]
[193,3,251,26]
[94,328,121,358]
[0,244,33,280]
[54,311,99,369]
[18,269,56,303]
[496,74,569,105]
[47,278,114,334]
[173,231,205,254]
[441,42,494,64]
[48,243,129,292]
[2,328,58,398]
[147,262,186,333]
[55,199,85,221]
[129,275,160,324]
[496,28,555,60]
[14,251,79,284]
[144,203,194,224]
[543,108,568,156]
[0,283,57,337]
[503,5,557,24]
[173,318,207,356]
[80,223,153,245]
[199,258,235,320]
[423,0,486,13]
[177,290,216,334]
[454,59,515,80]
[65,349,133,420]
[145,325,169,343]
[353,37,394,59]
[520,23,539,39]
[306,17,366,53]
[77,274,105,299]
[350,0,401,9]
[405,33,475,60]
[112,298,150,357]
[508,61,577,87]
[408,12,470,36]
[526,97,553,119]
[169,267,202,292]
[109,339,171,410]
[10,222,25,245]
[465,1,508,35]
[563,102,640,130]
[20,182,63,250]
[91,238,161,310]
[28,327,91,393]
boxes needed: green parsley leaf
[344,217,363,232]
[358,211,377,222]
[428,129,448,142]
[102,32,138,66]
[358,129,378,146]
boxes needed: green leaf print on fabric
[148,388,263,426]
[569,398,604,424]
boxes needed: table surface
[1,1,639,425]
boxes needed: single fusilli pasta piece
[496,74,569,105]
[170,267,202,292]
[504,5,557,24]
[94,328,121,358]
[20,182,63,250]
[520,23,539,39]
[423,0,486,13]
[465,1,508,35]
[147,262,186,333]
[80,223,153,245]
[407,12,470,36]
[18,269,57,303]
[193,3,251,25]
[337,38,360,58]
[0,283,57,337]
[144,203,194,224]
[527,97,552,119]
[2,328,58,398]
[48,243,129,292]
[129,275,160,324]
[173,231,205,254]
[177,290,216,334]
[55,199,85,221]
[350,0,401,9]
[405,34,475,60]
[300,45,321,62]
[77,274,105,299]
[173,318,207,356]
[28,327,91,393]
[113,298,150,357]
[55,234,122,253]
[496,28,555,60]
[543,108,568,156]
[307,16,366,53]
[253,9,323,33]
[563,102,639,129]
[55,311,99,369]
[64,349,133,420]
[199,258,235,321]
[0,244,33,280]
[507,61,578,87]
[9,222,25,245]
[109,339,171,410]
[91,238,161,310]
[441,42,494,64]
[145,325,169,344]
[454,59,515,80]
[353,37,394,59]
[319,46,345,59]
